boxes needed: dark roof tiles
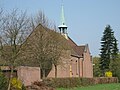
[67,37,86,57]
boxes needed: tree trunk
[7,66,14,90]
[42,69,46,79]
[55,65,57,78]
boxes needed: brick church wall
[17,66,41,86]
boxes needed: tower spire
[61,3,65,25]
[58,1,68,39]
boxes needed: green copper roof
[60,5,66,26]
[58,1,68,37]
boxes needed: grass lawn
[57,83,120,90]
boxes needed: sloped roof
[0,24,88,65]
[73,46,85,57]
[67,37,85,58]
[68,37,77,47]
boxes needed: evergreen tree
[111,38,119,60]
[110,38,119,76]
[99,25,118,75]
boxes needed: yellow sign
[105,71,112,77]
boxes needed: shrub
[22,84,26,90]
[43,77,118,88]
[26,81,55,90]
[11,78,23,90]
[0,72,8,90]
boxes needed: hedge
[43,77,118,88]
[0,72,8,90]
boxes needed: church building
[48,4,93,78]
[0,4,93,86]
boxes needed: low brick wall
[93,77,118,84]
[17,66,41,86]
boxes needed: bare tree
[19,24,52,79]
[0,8,3,22]
[30,10,54,30]
[0,8,4,35]
[0,9,31,90]
[49,27,71,78]
[20,23,71,79]
[0,8,3,48]
[18,11,70,79]
[0,8,6,66]
[22,10,71,78]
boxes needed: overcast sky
[0,0,120,56]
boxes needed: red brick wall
[17,66,41,86]
[48,58,70,78]
[48,48,93,78]
[83,48,93,78]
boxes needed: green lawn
[57,83,120,90]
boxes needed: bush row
[0,72,8,90]
[43,77,118,88]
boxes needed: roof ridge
[68,36,77,46]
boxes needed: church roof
[73,46,85,57]
[59,4,67,26]
[67,37,77,47]
[67,37,86,58]
[23,24,87,60]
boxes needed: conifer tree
[99,25,119,75]
[110,38,119,76]
[111,38,119,60]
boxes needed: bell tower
[58,2,68,39]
